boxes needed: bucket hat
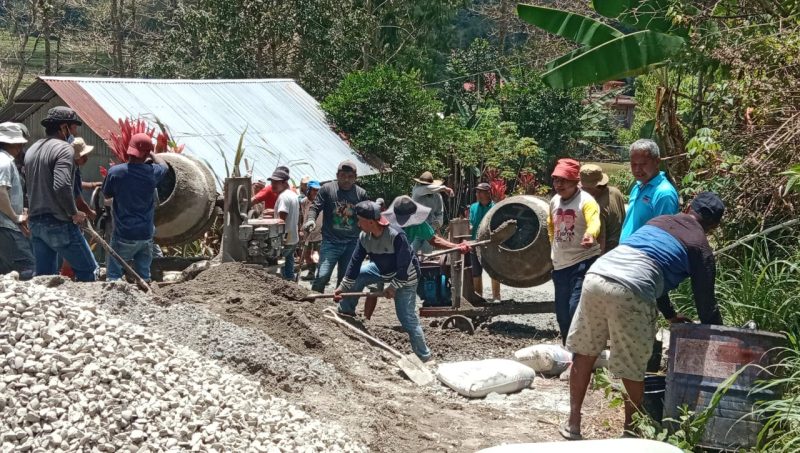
[0,122,28,145]
[413,171,443,186]
[579,164,609,188]
[383,195,431,227]
[268,168,290,181]
[40,106,82,126]
[72,137,94,158]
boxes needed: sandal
[559,422,583,441]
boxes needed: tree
[322,66,445,199]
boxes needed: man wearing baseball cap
[299,179,323,280]
[305,159,369,292]
[102,133,168,282]
[563,191,725,440]
[0,122,34,279]
[269,167,300,280]
[548,158,601,345]
[25,106,98,281]
[579,164,626,253]
[334,200,431,360]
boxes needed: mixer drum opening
[488,203,540,251]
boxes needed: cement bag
[476,439,683,453]
[514,344,572,375]
[436,359,535,398]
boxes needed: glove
[303,219,316,233]
[458,243,471,254]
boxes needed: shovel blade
[396,355,435,386]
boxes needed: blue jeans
[552,256,598,344]
[281,244,297,280]
[30,217,97,282]
[312,239,357,292]
[0,227,35,280]
[338,262,431,360]
[107,236,154,281]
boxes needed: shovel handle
[322,307,403,359]
[304,291,375,300]
[423,239,490,258]
[82,224,152,293]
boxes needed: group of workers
[0,107,166,284]
[2,107,727,438]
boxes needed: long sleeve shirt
[589,214,722,325]
[411,183,448,230]
[24,138,78,222]
[340,225,420,291]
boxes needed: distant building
[585,80,637,129]
[0,77,380,186]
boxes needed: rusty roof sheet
[7,77,379,185]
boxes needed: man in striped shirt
[334,200,431,361]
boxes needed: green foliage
[498,69,584,173]
[780,164,800,197]
[516,4,623,47]
[753,333,800,452]
[322,66,445,199]
[608,167,635,198]
[442,38,500,121]
[672,236,800,336]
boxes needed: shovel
[82,223,153,293]
[301,291,377,302]
[294,237,310,283]
[322,307,435,386]
[423,219,518,259]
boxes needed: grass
[752,333,800,452]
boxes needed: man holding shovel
[102,133,168,282]
[333,201,432,362]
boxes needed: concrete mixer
[418,195,555,333]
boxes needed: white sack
[513,344,572,375]
[436,359,535,398]
[477,439,683,453]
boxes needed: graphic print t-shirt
[311,181,368,244]
[547,190,602,270]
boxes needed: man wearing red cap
[548,158,601,345]
[102,133,168,281]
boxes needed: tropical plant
[108,117,185,163]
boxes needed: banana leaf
[545,47,587,71]
[518,4,623,47]
[542,30,685,89]
[592,0,687,37]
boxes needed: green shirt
[469,201,494,240]
[403,222,436,252]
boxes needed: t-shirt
[620,171,678,241]
[307,181,369,244]
[102,162,168,240]
[403,222,436,252]
[469,201,493,240]
[274,188,300,246]
[412,184,448,230]
[594,185,627,252]
[73,168,83,198]
[0,150,24,232]
[252,185,278,209]
[300,197,323,243]
[547,190,601,270]
[24,138,78,222]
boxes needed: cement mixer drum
[153,153,219,246]
[476,195,552,287]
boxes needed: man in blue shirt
[469,182,500,302]
[619,139,679,241]
[561,192,724,440]
[102,133,168,281]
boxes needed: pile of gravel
[0,273,366,452]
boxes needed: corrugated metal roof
[7,77,380,185]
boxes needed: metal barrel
[665,324,786,450]
[153,153,218,246]
[476,195,552,287]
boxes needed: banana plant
[517,2,686,89]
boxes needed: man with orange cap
[102,133,168,281]
[547,158,601,345]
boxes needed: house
[0,77,380,186]
[586,80,637,129]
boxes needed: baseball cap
[338,160,357,172]
[691,191,725,224]
[552,158,581,181]
[475,182,491,192]
[268,169,290,181]
[307,180,321,190]
[355,200,389,226]
[580,164,609,188]
[127,133,154,158]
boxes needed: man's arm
[0,186,22,223]
[338,238,367,291]
[53,148,78,216]
[656,294,678,320]
[689,247,723,325]
[391,233,414,289]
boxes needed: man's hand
[580,233,596,248]
[458,243,471,254]
[72,211,87,225]
[87,209,97,222]
[445,187,455,197]
[383,286,396,299]
[333,287,344,302]
[669,314,693,324]
[17,215,30,237]
[303,219,316,233]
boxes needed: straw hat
[72,137,94,157]
[383,195,431,227]
[413,171,443,186]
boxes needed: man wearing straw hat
[384,195,470,254]
[71,137,99,222]
[411,171,454,233]
[0,122,34,280]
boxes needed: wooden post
[221,177,251,263]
